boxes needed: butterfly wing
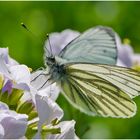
[59,63,140,118]
[59,26,117,65]
[67,64,140,98]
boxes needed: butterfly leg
[37,76,55,90]
[31,73,50,82]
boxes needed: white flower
[33,94,77,139]
[0,101,28,139]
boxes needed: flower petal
[31,70,51,90]
[1,116,27,139]
[132,54,140,65]
[116,35,133,67]
[35,94,63,126]
[8,57,18,66]
[31,69,60,101]
[47,120,76,139]
[0,48,9,64]
[0,124,4,138]
[0,48,18,65]
[38,83,60,101]
[13,83,30,91]
[0,56,10,77]
[0,106,28,139]
[0,102,9,110]
[2,80,13,94]
[9,65,31,85]
[118,44,133,67]
[45,29,80,56]
[116,59,127,67]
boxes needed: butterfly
[31,26,140,118]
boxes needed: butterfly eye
[49,57,55,62]
[46,57,55,66]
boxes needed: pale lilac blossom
[33,94,77,139]
[116,34,140,67]
[0,49,30,93]
[31,70,60,101]
[116,35,133,67]
[0,101,28,139]
[0,48,18,66]
[0,60,30,93]
[0,47,77,139]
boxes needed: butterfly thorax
[46,56,67,81]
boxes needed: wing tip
[94,25,115,37]
[92,25,118,63]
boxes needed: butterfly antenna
[46,34,53,57]
[21,22,52,57]
[21,22,37,37]
[21,22,30,31]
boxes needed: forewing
[59,63,138,118]
[59,26,117,65]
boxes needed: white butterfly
[32,26,140,118]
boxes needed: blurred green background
[0,1,140,139]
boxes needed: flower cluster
[0,48,77,139]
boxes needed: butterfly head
[45,55,65,81]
